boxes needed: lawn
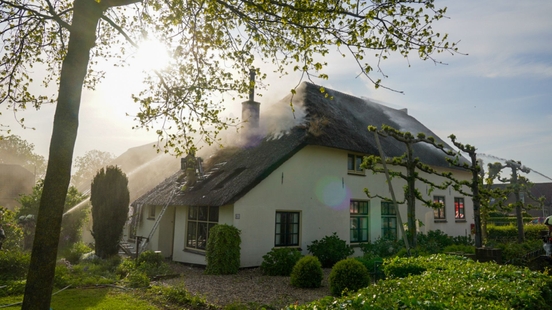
[0,287,159,310]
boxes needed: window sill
[347,171,365,176]
[183,248,206,256]
[147,217,155,220]
[455,219,467,223]
[434,219,447,223]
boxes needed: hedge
[288,254,552,310]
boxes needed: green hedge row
[288,254,552,310]
[487,224,547,242]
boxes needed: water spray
[478,153,552,181]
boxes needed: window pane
[187,222,196,247]
[348,154,355,170]
[356,156,363,171]
[209,206,219,222]
[197,223,208,249]
[188,206,197,220]
[198,206,208,221]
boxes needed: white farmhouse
[130,82,473,267]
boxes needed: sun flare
[135,39,171,72]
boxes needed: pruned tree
[90,166,129,259]
[1,1,460,308]
[487,161,543,243]
[362,125,452,248]
[71,150,115,189]
[423,134,500,247]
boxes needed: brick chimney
[241,69,260,136]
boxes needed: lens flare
[315,176,350,210]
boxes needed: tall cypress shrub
[205,224,241,275]
[90,166,129,259]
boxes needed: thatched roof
[132,82,465,208]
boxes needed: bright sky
[3,0,552,182]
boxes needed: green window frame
[275,211,300,246]
[433,196,446,220]
[186,206,219,250]
[350,200,369,243]
[381,201,397,240]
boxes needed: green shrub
[293,254,552,310]
[290,256,323,288]
[486,224,546,243]
[355,256,384,281]
[360,236,404,259]
[125,270,150,288]
[149,284,209,308]
[137,250,164,266]
[0,249,30,281]
[62,241,93,265]
[329,258,370,296]
[0,280,26,297]
[443,244,475,254]
[205,224,241,275]
[382,256,427,278]
[136,250,170,277]
[496,240,543,266]
[452,234,474,246]
[261,247,303,276]
[307,232,354,268]
[416,229,453,254]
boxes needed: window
[350,200,369,243]
[275,212,300,246]
[455,198,465,220]
[433,196,446,220]
[148,206,156,219]
[186,206,219,250]
[381,201,397,240]
[347,154,365,175]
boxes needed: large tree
[90,165,129,259]
[0,134,46,177]
[1,1,459,308]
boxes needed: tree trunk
[22,1,102,309]
[512,168,525,243]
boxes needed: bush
[293,254,552,310]
[0,249,30,281]
[125,270,150,288]
[355,256,384,281]
[487,224,546,243]
[496,240,543,266]
[290,256,323,288]
[307,232,354,268]
[153,284,209,308]
[136,250,170,277]
[329,258,370,296]
[416,229,453,254]
[62,241,93,265]
[360,236,404,259]
[205,224,241,275]
[261,247,303,276]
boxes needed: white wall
[233,145,473,267]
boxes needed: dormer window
[347,154,365,175]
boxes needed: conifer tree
[90,166,129,259]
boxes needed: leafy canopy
[1,0,458,154]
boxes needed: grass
[0,288,159,310]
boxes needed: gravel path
[159,264,332,309]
